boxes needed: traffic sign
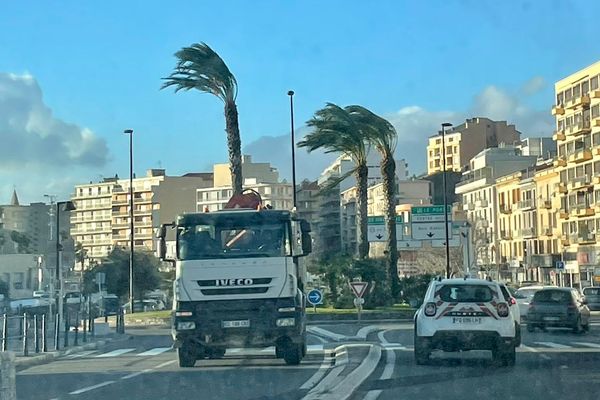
[431,238,460,247]
[411,222,452,240]
[349,282,368,298]
[555,261,565,270]
[367,224,404,242]
[411,205,451,216]
[307,289,323,305]
[397,240,422,248]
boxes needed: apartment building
[196,155,293,212]
[71,169,213,263]
[517,137,557,159]
[552,60,600,287]
[427,117,522,175]
[340,187,358,255]
[455,146,538,276]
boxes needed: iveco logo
[215,278,254,286]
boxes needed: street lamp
[441,122,453,278]
[287,91,298,210]
[124,129,135,313]
[55,200,76,322]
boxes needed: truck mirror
[300,220,312,256]
[156,224,172,261]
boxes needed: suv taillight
[497,302,509,317]
[424,302,437,317]
[510,297,516,306]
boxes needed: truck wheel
[414,333,430,365]
[206,347,226,359]
[282,343,302,365]
[177,343,197,367]
[573,317,583,334]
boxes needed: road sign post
[307,289,323,313]
[349,282,368,322]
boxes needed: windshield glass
[583,288,600,296]
[515,288,540,299]
[438,284,494,303]
[178,222,289,260]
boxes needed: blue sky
[1,0,599,203]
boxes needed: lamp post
[55,200,76,322]
[124,129,135,313]
[441,122,453,278]
[287,91,298,209]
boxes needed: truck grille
[199,287,269,295]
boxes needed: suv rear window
[533,290,572,304]
[438,285,494,302]
[583,288,600,296]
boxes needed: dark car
[582,287,600,311]
[527,287,590,333]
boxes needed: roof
[434,278,499,285]
[10,189,19,206]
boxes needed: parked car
[124,299,159,313]
[582,287,600,311]
[514,285,556,321]
[499,282,521,345]
[527,287,590,333]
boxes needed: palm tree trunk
[381,154,399,298]
[356,164,369,259]
[224,100,243,195]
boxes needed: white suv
[414,277,518,366]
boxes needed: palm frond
[316,168,357,195]
[345,105,397,155]
[161,42,237,103]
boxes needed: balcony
[565,121,591,137]
[559,208,570,219]
[569,176,593,191]
[552,104,565,115]
[499,204,512,214]
[553,157,567,168]
[542,199,552,209]
[571,205,595,217]
[500,230,512,240]
[519,227,536,238]
[566,94,591,109]
[463,202,475,211]
[578,232,597,244]
[555,182,568,194]
[542,227,553,236]
[552,130,566,141]
[591,90,600,99]
[518,199,535,210]
[476,199,488,207]
[560,235,570,246]
[594,118,600,127]
[568,149,592,164]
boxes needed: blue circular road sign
[307,289,323,305]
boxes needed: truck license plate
[543,316,559,321]
[222,320,250,328]
[452,317,482,324]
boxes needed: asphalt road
[14,319,600,400]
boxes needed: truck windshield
[178,222,290,260]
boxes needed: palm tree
[162,42,243,194]
[346,105,399,297]
[298,103,370,259]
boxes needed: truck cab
[157,208,312,367]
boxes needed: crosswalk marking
[64,350,97,359]
[534,342,572,349]
[136,347,172,356]
[95,348,136,358]
[573,342,600,349]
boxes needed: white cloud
[242,77,554,181]
[0,72,109,203]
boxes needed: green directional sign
[411,205,452,215]
[367,215,403,225]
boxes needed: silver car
[582,287,600,311]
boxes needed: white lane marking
[363,390,382,400]
[153,360,177,369]
[95,348,136,358]
[300,352,333,390]
[226,348,241,354]
[574,342,600,349]
[136,347,172,356]
[121,369,152,380]
[521,345,551,360]
[307,344,324,353]
[534,342,572,349]
[377,330,389,344]
[356,325,380,340]
[69,380,115,395]
[64,350,97,359]
[260,347,275,353]
[307,326,347,342]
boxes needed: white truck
[156,196,312,368]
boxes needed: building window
[13,273,24,290]
[582,80,590,94]
[592,75,599,90]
